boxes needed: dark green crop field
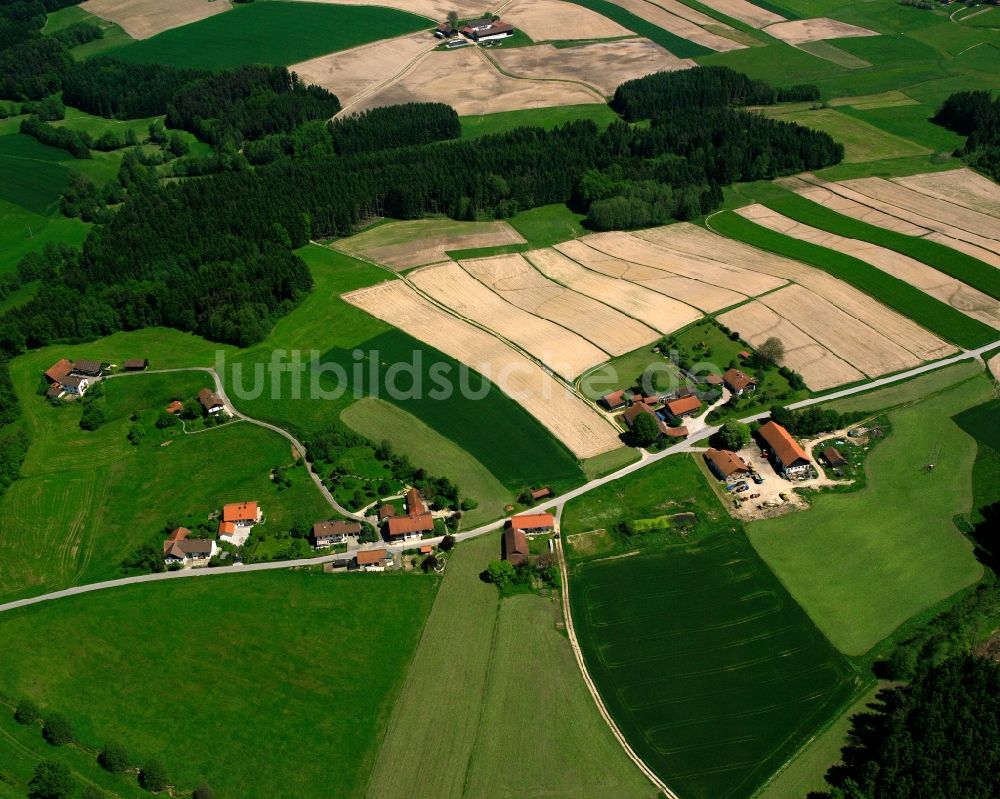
[106,2,431,70]
[953,398,1000,452]
[564,0,713,58]
[569,532,859,799]
[709,211,997,349]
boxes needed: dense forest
[815,656,1000,798]
[933,89,1000,180]
[0,0,80,98]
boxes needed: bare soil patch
[460,254,659,355]
[737,204,1000,330]
[503,0,634,40]
[409,261,609,379]
[717,301,864,390]
[607,0,746,51]
[697,0,783,27]
[644,0,721,26]
[339,218,525,270]
[988,353,1000,382]
[81,0,231,39]
[493,39,693,97]
[526,248,700,334]
[290,32,434,107]
[555,239,745,311]
[353,46,603,116]
[343,281,622,458]
[763,18,878,45]
[894,169,1000,219]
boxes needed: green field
[564,0,714,57]
[459,103,619,139]
[443,204,588,259]
[340,398,513,525]
[105,2,431,70]
[364,534,655,798]
[224,245,584,491]
[953,398,1000,452]
[708,210,997,349]
[0,570,437,799]
[568,529,859,799]
[821,360,983,415]
[748,373,990,655]
[758,192,1000,300]
[0,355,328,601]
[44,5,133,58]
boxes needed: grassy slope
[708,210,996,349]
[459,103,619,139]
[44,5,133,58]
[364,534,654,799]
[0,570,438,799]
[339,398,513,526]
[747,373,990,655]
[104,2,431,70]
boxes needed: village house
[217,521,240,546]
[223,501,262,527]
[405,487,427,517]
[461,17,514,41]
[664,395,701,419]
[822,447,848,468]
[434,20,458,37]
[502,526,529,567]
[378,503,396,522]
[354,548,388,572]
[43,359,91,397]
[71,359,103,377]
[163,527,217,566]
[704,448,752,483]
[758,421,811,477]
[312,520,362,549]
[123,359,148,371]
[386,513,434,542]
[599,389,627,411]
[198,388,225,415]
[665,426,689,440]
[622,402,669,438]
[509,512,555,536]
[722,368,756,396]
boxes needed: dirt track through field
[343,281,622,458]
[606,0,746,51]
[717,302,864,389]
[460,254,659,355]
[81,0,231,38]
[409,261,608,379]
[763,18,878,44]
[737,204,1000,330]
[526,248,700,333]
[493,39,694,96]
[503,0,634,40]
[696,0,782,27]
[894,169,1000,219]
[648,223,956,363]
[555,239,745,311]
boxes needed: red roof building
[405,487,427,517]
[510,513,555,533]
[722,368,756,395]
[386,512,434,540]
[44,359,73,383]
[758,421,811,475]
[503,527,529,566]
[223,501,260,525]
[600,390,627,411]
[704,448,751,481]
[664,395,701,418]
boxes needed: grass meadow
[748,372,990,655]
[44,5,133,58]
[105,2,432,70]
[567,530,859,799]
[364,534,655,799]
[0,570,438,799]
[708,210,997,349]
[459,103,619,139]
[443,204,588,259]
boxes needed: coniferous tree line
[933,89,1000,180]
[62,57,207,118]
[0,0,80,98]
[328,103,461,155]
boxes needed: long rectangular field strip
[760,193,1000,300]
[569,532,857,799]
[709,211,997,349]
[563,0,714,57]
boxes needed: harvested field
[763,18,878,45]
[638,0,724,27]
[555,239,746,311]
[781,178,929,235]
[894,169,1000,219]
[460,254,659,355]
[589,229,787,295]
[989,353,1000,382]
[343,281,622,458]
[338,218,525,270]
[289,32,433,107]
[643,223,955,361]
[737,204,1000,330]
[697,0,782,27]
[717,302,864,389]
[503,0,634,40]
[409,261,608,379]
[492,39,694,97]
[353,47,603,116]
[290,0,479,21]
[606,0,746,51]
[526,248,700,334]
[81,0,230,39]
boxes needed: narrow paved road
[2,340,997,617]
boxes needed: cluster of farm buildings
[435,15,514,42]
[43,357,147,398]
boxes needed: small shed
[822,447,848,468]
[124,359,148,371]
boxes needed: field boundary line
[555,537,680,798]
[334,37,438,118]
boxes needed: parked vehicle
[751,473,764,484]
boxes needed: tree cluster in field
[0,427,28,500]
[484,556,559,592]
[767,404,864,437]
[611,66,820,122]
[20,113,91,157]
[49,18,101,48]
[933,89,1000,181]
[814,656,1000,798]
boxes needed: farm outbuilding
[758,421,811,476]
[704,448,752,482]
[822,447,848,468]
[503,527,530,566]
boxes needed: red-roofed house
[405,487,427,517]
[600,390,627,411]
[664,395,701,418]
[223,501,262,527]
[503,527,529,566]
[704,448,751,482]
[354,548,388,572]
[44,359,72,383]
[163,527,216,566]
[386,512,434,542]
[510,513,554,535]
[758,421,811,476]
[621,402,669,438]
[722,368,756,396]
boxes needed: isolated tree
[631,412,660,448]
[446,9,458,28]
[98,740,130,773]
[139,759,168,792]
[486,560,515,588]
[42,714,74,746]
[439,534,456,552]
[715,420,751,451]
[14,698,40,725]
[421,554,439,573]
[755,336,785,367]
[27,762,74,799]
